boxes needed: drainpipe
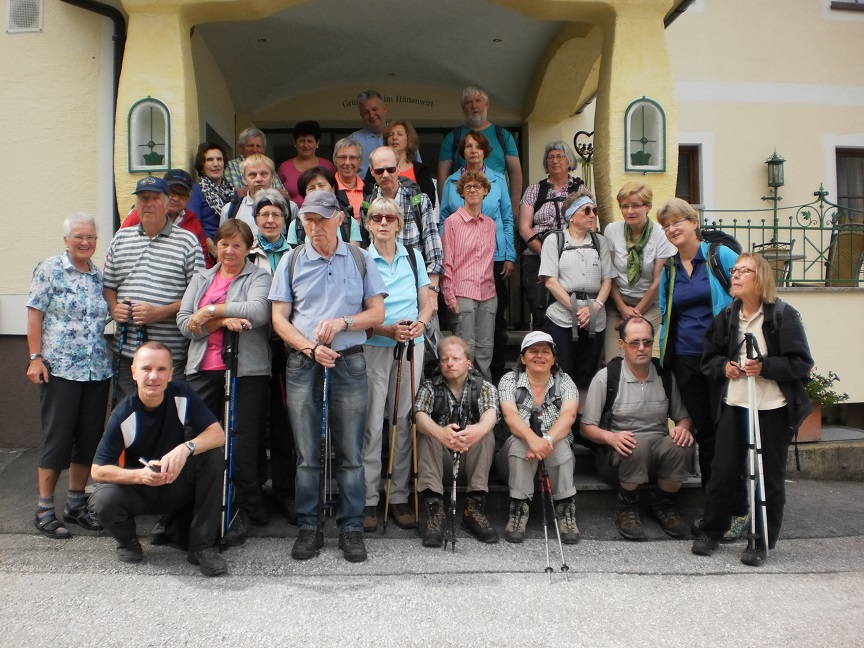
[60,0,126,229]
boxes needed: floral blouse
[27,252,112,382]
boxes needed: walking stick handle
[744,333,763,361]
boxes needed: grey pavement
[1,447,863,647]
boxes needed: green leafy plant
[805,369,849,407]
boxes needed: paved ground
[1,447,862,647]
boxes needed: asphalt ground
[1,447,862,647]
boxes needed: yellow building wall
[0,3,109,297]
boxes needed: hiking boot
[740,543,767,567]
[149,520,170,546]
[62,502,102,532]
[338,531,367,563]
[116,538,143,563]
[422,498,445,548]
[615,492,643,541]
[721,514,750,543]
[187,547,228,577]
[222,515,247,547]
[692,535,719,556]
[389,502,418,530]
[649,492,688,538]
[363,505,378,533]
[462,496,499,544]
[504,498,530,544]
[555,498,581,545]
[291,529,324,560]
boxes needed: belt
[569,291,599,341]
[337,345,364,357]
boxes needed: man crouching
[89,342,227,576]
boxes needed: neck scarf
[200,175,235,215]
[624,219,653,286]
[257,234,287,273]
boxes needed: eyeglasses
[257,211,285,221]
[620,202,645,211]
[335,154,360,162]
[463,184,484,193]
[69,234,98,242]
[623,339,653,349]
[371,166,397,175]
[728,267,756,277]
[369,214,399,223]
[546,154,568,161]
[661,218,690,231]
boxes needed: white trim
[676,81,864,106]
[678,131,716,210]
[822,133,864,199]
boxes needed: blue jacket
[439,168,516,263]
[658,240,738,366]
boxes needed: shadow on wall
[1,336,47,447]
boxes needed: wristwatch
[342,315,354,330]
[208,305,216,317]
[429,285,441,293]
[185,441,196,456]
[29,353,42,361]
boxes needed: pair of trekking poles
[110,300,147,410]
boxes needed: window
[836,149,864,224]
[676,145,701,206]
[624,97,666,172]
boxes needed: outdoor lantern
[766,150,786,188]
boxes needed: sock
[67,490,87,509]
[618,488,638,504]
[37,495,54,513]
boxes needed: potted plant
[799,369,849,442]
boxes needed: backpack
[450,125,508,168]
[664,229,741,297]
[493,367,564,450]
[544,230,603,308]
[598,357,674,431]
[430,367,485,428]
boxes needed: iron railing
[699,186,864,286]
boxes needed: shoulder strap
[287,247,301,305]
[404,245,420,311]
[225,194,242,221]
[600,358,623,430]
[708,241,731,292]
[450,127,464,165]
[514,368,562,410]
[346,243,367,279]
[651,358,674,411]
[494,125,507,155]
[772,298,786,332]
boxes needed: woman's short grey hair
[332,137,364,164]
[238,127,266,146]
[253,188,290,218]
[63,212,97,236]
[542,141,578,174]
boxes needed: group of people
[26,84,815,577]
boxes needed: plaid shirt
[497,368,578,435]
[416,373,499,427]
[370,184,443,276]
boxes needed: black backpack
[430,367,486,427]
[663,228,741,299]
[597,357,674,431]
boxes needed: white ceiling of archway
[195,0,563,116]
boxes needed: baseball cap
[162,169,193,193]
[298,190,341,219]
[132,176,170,196]
[520,331,556,353]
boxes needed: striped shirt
[441,207,496,306]
[103,219,204,361]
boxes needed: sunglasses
[369,214,399,223]
[371,166,397,175]
[623,339,654,349]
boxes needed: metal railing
[700,186,864,286]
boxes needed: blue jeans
[285,350,367,532]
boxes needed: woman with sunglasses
[361,197,433,532]
[539,190,613,398]
[603,182,676,362]
[656,198,738,503]
[441,171,497,380]
[693,253,813,566]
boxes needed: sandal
[63,503,102,531]
[34,510,72,540]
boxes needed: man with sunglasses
[580,316,694,541]
[367,147,442,312]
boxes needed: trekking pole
[408,337,420,520]
[745,333,770,559]
[382,341,406,534]
[220,329,240,543]
[530,408,570,582]
[319,364,331,534]
[110,299,131,410]
[443,403,466,552]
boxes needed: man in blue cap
[103,176,205,401]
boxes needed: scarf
[257,234,287,273]
[624,219,653,286]
[200,175,235,215]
